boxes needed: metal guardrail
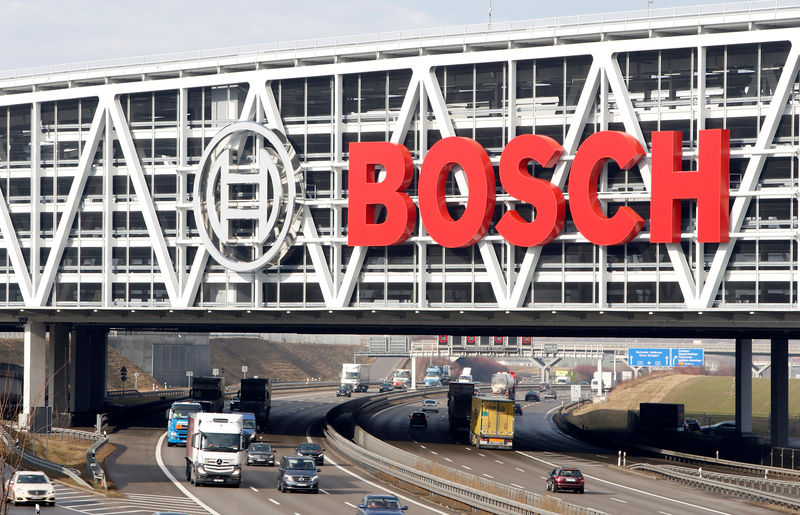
[106,380,343,401]
[0,425,91,488]
[642,445,800,481]
[48,427,109,486]
[654,464,800,496]
[629,463,800,510]
[324,389,605,515]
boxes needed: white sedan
[4,470,56,506]
[421,399,439,412]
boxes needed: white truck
[185,412,244,487]
[591,371,617,395]
[457,367,473,383]
[341,363,371,392]
[392,369,412,389]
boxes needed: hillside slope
[210,337,360,382]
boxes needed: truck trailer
[447,382,475,439]
[185,412,244,487]
[190,376,225,413]
[469,396,515,450]
[341,363,371,392]
[238,378,271,432]
[490,372,517,400]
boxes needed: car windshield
[201,432,240,451]
[249,444,272,452]
[243,419,256,429]
[17,474,49,484]
[424,400,435,404]
[365,497,401,509]
[559,469,582,477]
[411,413,425,419]
[286,458,315,470]
[298,443,321,451]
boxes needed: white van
[555,376,569,385]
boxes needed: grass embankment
[569,372,800,436]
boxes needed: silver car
[4,471,56,506]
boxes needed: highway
[4,388,452,515]
[360,391,779,515]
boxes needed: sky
[0,0,730,72]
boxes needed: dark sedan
[295,442,325,465]
[514,403,523,415]
[546,467,584,493]
[524,391,540,402]
[379,382,394,393]
[356,494,408,514]
[246,443,275,466]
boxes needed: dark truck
[189,376,225,413]
[448,382,475,440]
[238,378,272,432]
[639,403,685,432]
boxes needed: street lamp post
[186,370,194,388]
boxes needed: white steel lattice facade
[1,2,800,314]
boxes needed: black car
[357,494,409,514]
[514,403,523,415]
[684,418,701,432]
[229,396,240,411]
[546,467,584,493]
[524,391,540,402]
[277,456,319,493]
[337,384,352,397]
[701,420,738,436]
[409,411,427,428]
[379,382,394,393]
[295,442,324,465]
[246,443,276,466]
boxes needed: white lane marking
[269,498,280,505]
[461,465,472,470]
[515,467,525,472]
[420,445,427,449]
[611,498,627,503]
[305,433,446,513]
[483,473,494,479]
[464,447,472,451]
[444,457,452,462]
[430,451,438,455]
[658,512,673,515]
[594,454,608,459]
[344,502,357,508]
[155,432,222,515]
[494,460,504,464]
[319,489,330,495]
[510,483,524,489]
[515,451,733,515]
[539,476,547,480]
[478,453,486,457]
[250,487,258,492]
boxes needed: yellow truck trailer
[469,395,514,449]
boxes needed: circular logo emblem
[193,122,303,272]
[216,458,222,465]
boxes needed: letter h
[650,129,730,243]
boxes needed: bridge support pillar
[770,338,789,447]
[752,362,771,378]
[69,326,108,423]
[735,338,752,433]
[532,357,561,384]
[20,320,47,429]
[410,356,417,390]
[48,323,71,426]
[630,366,643,379]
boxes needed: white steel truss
[0,9,798,312]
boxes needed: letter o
[418,137,495,248]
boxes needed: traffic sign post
[671,348,704,367]
[186,370,194,387]
[242,365,248,379]
[120,366,127,384]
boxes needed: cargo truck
[190,376,225,413]
[591,371,617,395]
[424,365,452,387]
[392,369,412,389]
[457,367,473,383]
[238,378,271,432]
[469,396,515,449]
[490,372,516,400]
[341,363,371,392]
[447,382,475,439]
[185,412,244,487]
[167,401,203,446]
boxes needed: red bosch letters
[346,130,731,248]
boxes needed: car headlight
[196,465,205,473]
[310,475,318,481]
[232,468,241,476]
[170,431,177,436]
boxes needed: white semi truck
[185,412,244,487]
[341,363,371,392]
[491,372,517,400]
[457,367,473,383]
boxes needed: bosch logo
[193,122,303,272]
[347,130,729,248]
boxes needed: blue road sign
[628,348,670,367]
[671,348,704,367]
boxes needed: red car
[546,467,584,494]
